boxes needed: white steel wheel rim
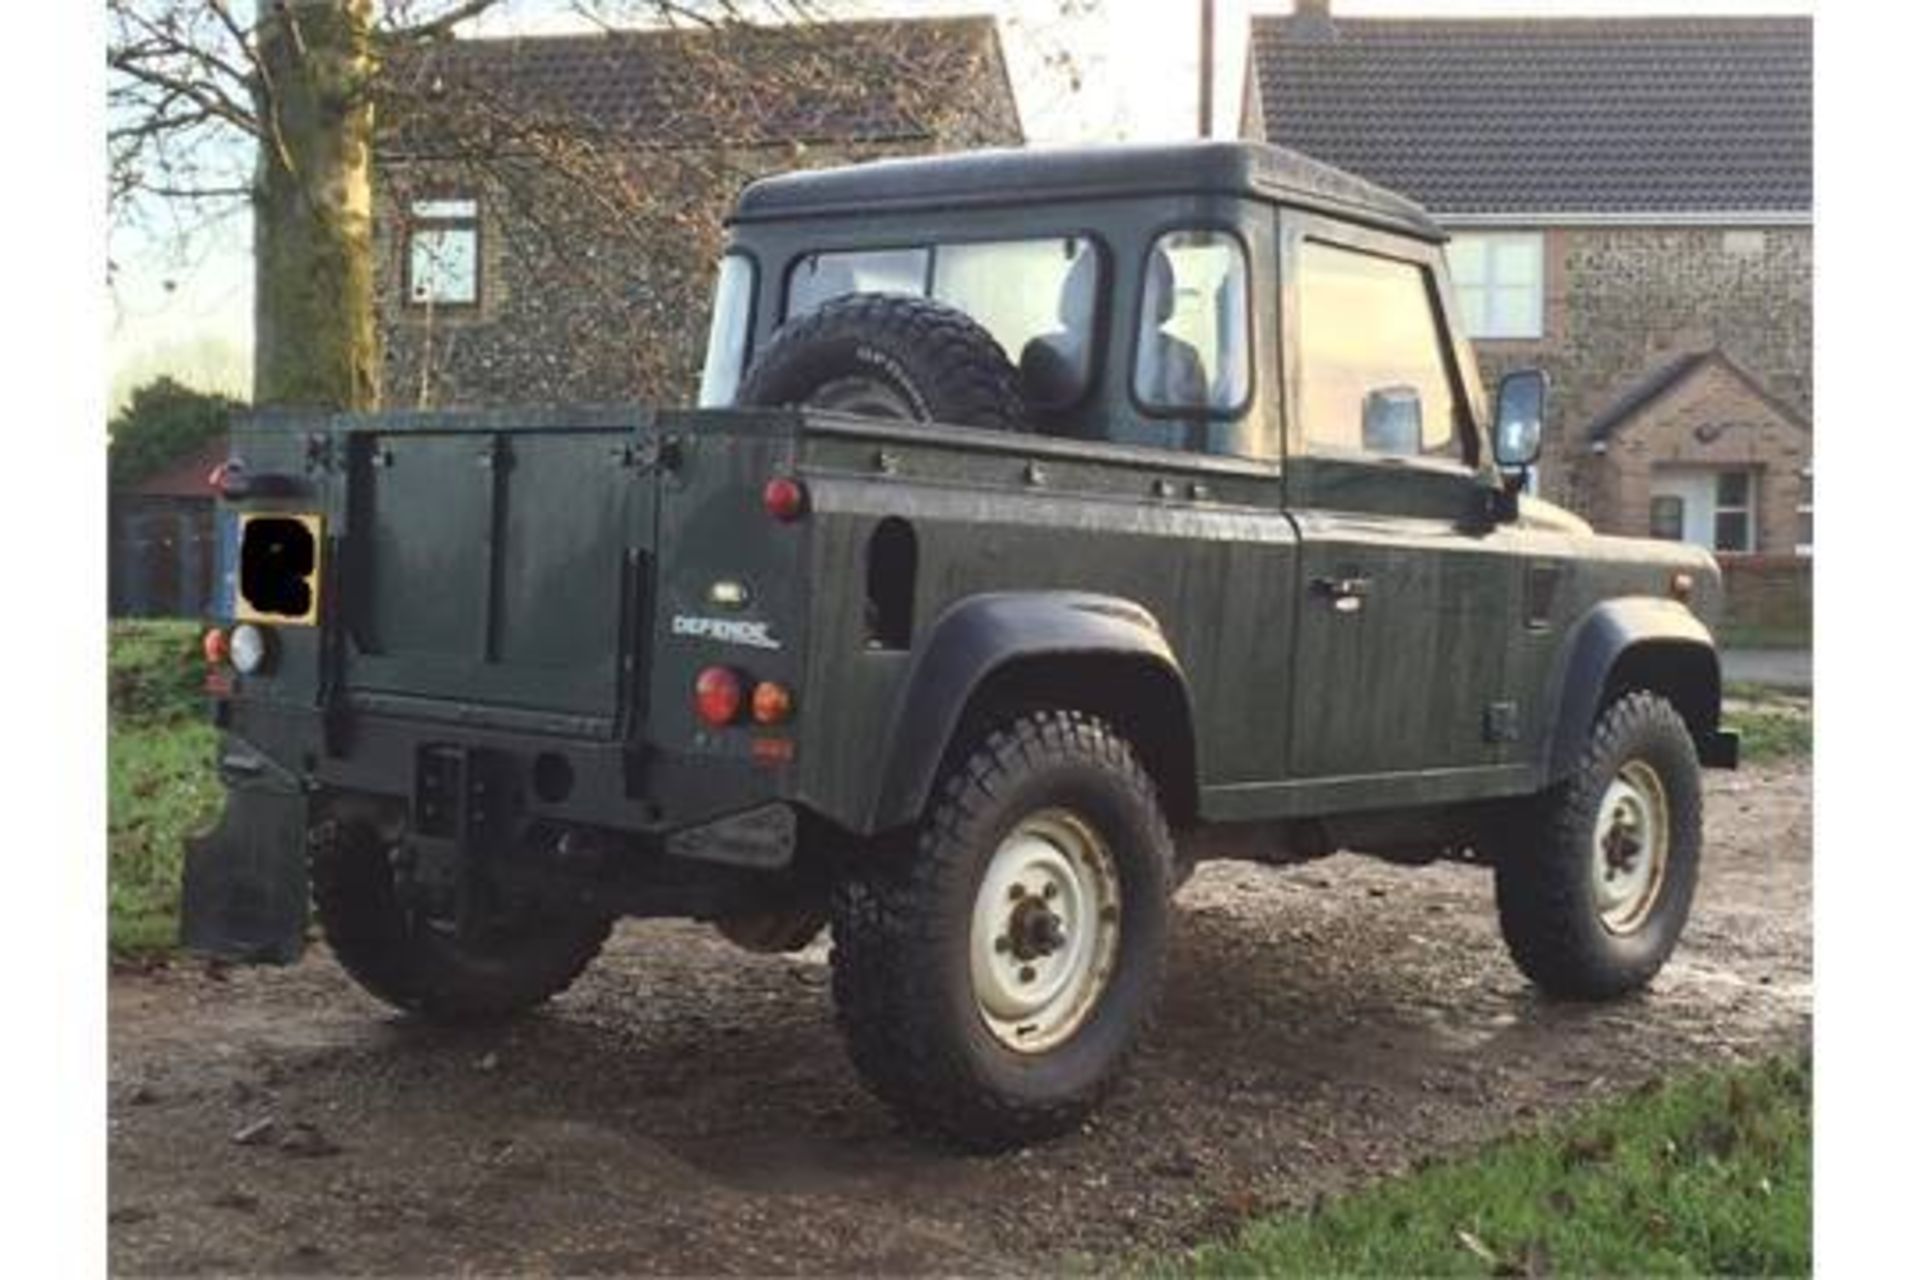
[1591,759,1671,934]
[969,809,1122,1055]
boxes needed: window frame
[402,195,482,310]
[1445,231,1545,341]
[1712,469,1756,554]
[1796,465,1813,557]
[1126,223,1257,423]
[1289,230,1479,470]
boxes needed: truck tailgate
[341,419,653,734]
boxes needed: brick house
[373,17,1022,409]
[1243,4,1811,627]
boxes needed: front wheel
[829,710,1173,1150]
[1491,690,1704,999]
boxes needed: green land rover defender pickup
[184,141,1737,1150]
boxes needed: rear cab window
[786,237,1103,413]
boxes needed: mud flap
[179,763,311,964]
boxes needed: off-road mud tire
[738,292,1029,430]
[1491,691,1703,999]
[829,709,1174,1151]
[309,821,612,1023]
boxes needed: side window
[696,254,756,408]
[1297,241,1463,460]
[1133,230,1251,417]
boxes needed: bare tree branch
[379,0,503,42]
[107,52,265,140]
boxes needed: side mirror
[1492,369,1547,472]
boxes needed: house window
[1713,470,1754,553]
[406,198,479,306]
[1445,232,1544,339]
[1298,240,1462,460]
[1650,494,1685,542]
[1648,467,1757,553]
[1796,466,1813,556]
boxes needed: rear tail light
[763,475,808,522]
[202,627,229,666]
[751,681,794,725]
[694,666,745,726]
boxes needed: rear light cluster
[694,665,794,729]
[691,474,805,733]
[762,475,808,522]
[202,623,273,676]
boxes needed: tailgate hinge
[612,434,681,475]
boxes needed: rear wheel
[1491,691,1703,999]
[829,709,1173,1150]
[309,821,611,1023]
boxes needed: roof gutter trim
[1434,210,1811,228]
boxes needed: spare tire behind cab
[737,292,1030,430]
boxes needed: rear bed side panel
[641,412,810,830]
[788,415,1296,835]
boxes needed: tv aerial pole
[1199,0,1216,137]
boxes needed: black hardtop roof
[729,140,1443,240]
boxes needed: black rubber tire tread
[829,709,1173,1152]
[737,292,1029,430]
[1491,691,1703,1000]
[309,821,612,1023]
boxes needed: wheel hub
[1590,760,1670,934]
[1007,897,1068,961]
[969,810,1122,1054]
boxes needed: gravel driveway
[108,762,1810,1275]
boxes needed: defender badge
[672,614,783,651]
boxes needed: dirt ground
[108,763,1811,1276]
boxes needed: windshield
[786,236,1102,411]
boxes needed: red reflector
[202,627,230,666]
[694,666,744,726]
[763,476,808,522]
[751,681,794,725]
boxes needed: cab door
[1278,213,1518,787]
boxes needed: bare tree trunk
[252,0,379,409]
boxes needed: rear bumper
[223,696,790,841]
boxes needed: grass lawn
[1180,1055,1811,1277]
[1723,683,1813,765]
[108,620,220,957]
[1715,624,1810,653]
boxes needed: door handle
[1310,575,1372,613]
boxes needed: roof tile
[1247,15,1811,215]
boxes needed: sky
[104,0,1815,407]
